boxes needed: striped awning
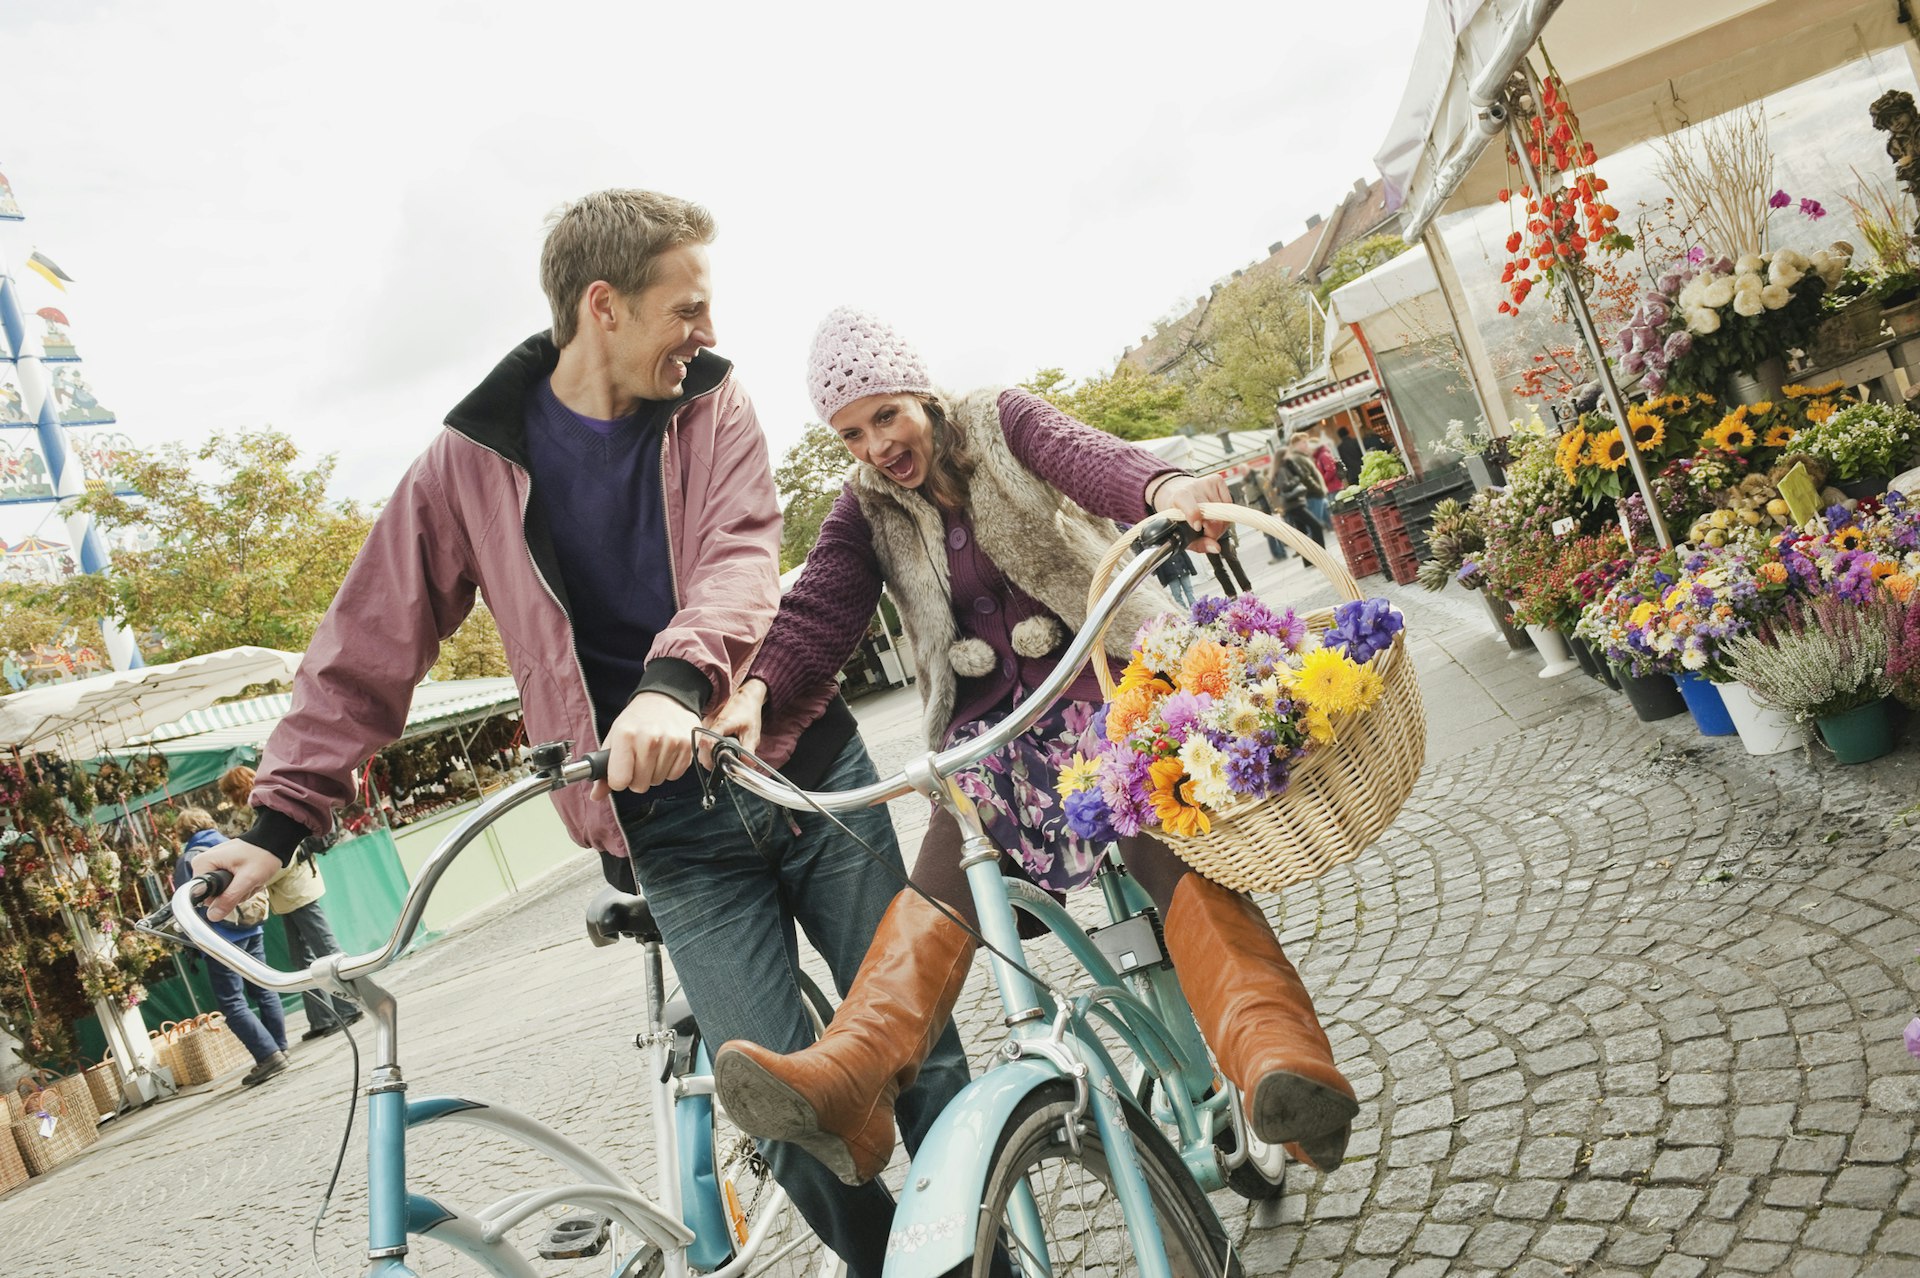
[137,677,520,753]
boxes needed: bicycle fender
[883,1059,1060,1277]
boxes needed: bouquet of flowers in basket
[1773,492,1919,602]
[1058,596,1404,840]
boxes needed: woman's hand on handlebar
[1151,473,1233,554]
[190,838,282,922]
[701,677,767,767]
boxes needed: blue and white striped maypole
[0,249,141,670]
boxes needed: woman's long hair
[917,395,976,513]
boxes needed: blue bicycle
[146,743,841,1278]
[718,514,1285,1278]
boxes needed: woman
[707,308,1355,1186]
[172,808,288,1085]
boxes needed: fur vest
[848,388,1164,750]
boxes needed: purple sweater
[754,390,1176,753]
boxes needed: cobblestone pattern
[4,569,1920,1276]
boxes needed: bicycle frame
[154,757,824,1278]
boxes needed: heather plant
[1720,594,1900,720]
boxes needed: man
[188,190,970,1275]
[1335,423,1364,484]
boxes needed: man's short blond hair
[541,190,717,347]
[174,807,217,837]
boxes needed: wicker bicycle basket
[1086,501,1426,894]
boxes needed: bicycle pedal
[537,1213,611,1259]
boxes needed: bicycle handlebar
[148,748,610,994]
[721,513,1197,813]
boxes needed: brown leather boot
[713,891,974,1185]
[1164,874,1357,1172]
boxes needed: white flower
[1178,737,1235,809]
[1760,283,1791,311]
[1769,259,1804,288]
[1681,647,1708,672]
[1687,307,1723,335]
[1735,254,1765,275]
[1701,277,1736,308]
[1733,272,1764,295]
[1775,249,1811,271]
[1678,276,1708,308]
[1733,290,1765,317]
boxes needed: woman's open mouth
[882,452,917,481]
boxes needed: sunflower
[1705,413,1756,452]
[1587,427,1630,470]
[1832,526,1867,551]
[1870,559,1898,582]
[1806,398,1839,425]
[1148,756,1211,837]
[1117,656,1171,695]
[1555,426,1589,480]
[1627,406,1666,451]
[1761,424,1796,448]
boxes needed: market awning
[136,676,521,754]
[1278,373,1381,432]
[1380,0,1913,239]
[0,646,301,754]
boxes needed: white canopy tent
[1380,0,1918,240]
[0,646,301,756]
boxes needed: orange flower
[1106,683,1161,742]
[1177,640,1235,699]
[1148,756,1211,838]
[1870,559,1897,582]
[1888,573,1915,603]
[1758,562,1788,585]
[1117,655,1170,694]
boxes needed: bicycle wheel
[972,1081,1239,1278]
[701,969,836,1277]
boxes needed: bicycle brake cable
[309,1017,362,1278]
[692,728,1074,1010]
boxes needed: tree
[1019,364,1187,440]
[38,430,373,662]
[1174,270,1319,431]
[431,600,509,680]
[1315,233,1412,303]
[774,424,849,571]
[0,586,87,673]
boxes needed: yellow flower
[1555,426,1589,480]
[1587,427,1629,471]
[1056,754,1100,798]
[1832,527,1867,551]
[1806,398,1839,425]
[1627,406,1666,451]
[1302,706,1336,745]
[1296,647,1368,716]
[1628,601,1657,628]
[1148,757,1211,838]
[1705,412,1756,452]
[1761,424,1796,448]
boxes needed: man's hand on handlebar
[1150,473,1233,554]
[191,839,282,922]
[593,691,701,802]
[700,677,767,768]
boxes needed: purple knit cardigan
[753,390,1176,765]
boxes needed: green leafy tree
[1177,270,1319,431]
[775,424,850,571]
[1019,364,1187,440]
[431,600,510,681]
[38,430,373,662]
[1315,233,1411,303]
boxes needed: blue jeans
[280,899,355,1030]
[615,734,971,1278]
[207,931,288,1063]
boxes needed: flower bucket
[1522,625,1580,679]
[1672,671,1737,736]
[1478,589,1531,652]
[1717,681,1800,756]
[1566,635,1600,678]
[1615,664,1688,722]
[1726,356,1786,407]
[1835,474,1891,501]
[1816,697,1898,765]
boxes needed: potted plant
[1585,551,1691,721]
[1721,594,1903,763]
[1787,401,1920,499]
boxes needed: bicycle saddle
[585,885,663,947]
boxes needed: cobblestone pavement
[5,552,1920,1277]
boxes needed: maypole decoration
[0,164,141,671]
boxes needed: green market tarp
[86,745,257,825]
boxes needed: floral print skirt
[943,697,1107,893]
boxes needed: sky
[0,0,1429,530]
